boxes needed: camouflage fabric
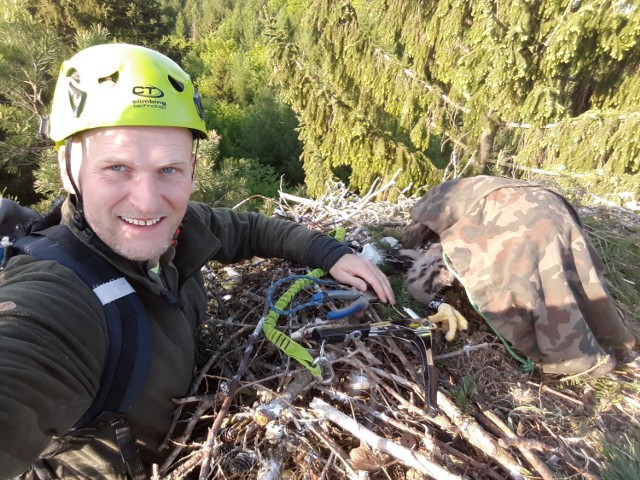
[407,175,636,376]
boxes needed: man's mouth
[120,216,162,226]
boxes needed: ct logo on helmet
[132,86,164,98]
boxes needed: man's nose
[128,174,162,211]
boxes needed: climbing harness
[8,223,151,479]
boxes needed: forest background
[2,2,640,477]
[1,0,639,211]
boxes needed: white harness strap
[93,277,135,305]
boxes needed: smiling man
[66,126,196,264]
[0,44,394,480]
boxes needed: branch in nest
[478,401,557,480]
[437,392,529,480]
[197,315,268,480]
[254,370,314,426]
[309,397,463,480]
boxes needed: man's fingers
[328,254,396,304]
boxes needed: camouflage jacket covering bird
[405,175,636,377]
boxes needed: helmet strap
[192,138,200,181]
[64,138,88,231]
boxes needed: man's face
[62,126,195,263]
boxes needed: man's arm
[0,257,104,477]
[190,203,395,304]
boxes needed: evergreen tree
[26,0,175,51]
[0,0,65,204]
[265,0,640,203]
[184,0,305,188]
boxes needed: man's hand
[328,253,396,304]
[429,303,468,341]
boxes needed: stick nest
[158,181,640,480]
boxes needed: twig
[198,315,268,479]
[434,342,491,360]
[478,401,557,480]
[437,392,528,480]
[525,381,583,406]
[436,441,508,480]
[317,385,506,480]
[254,370,314,425]
[310,397,463,480]
[355,169,401,205]
[256,447,285,480]
[232,194,277,211]
[159,324,252,456]
[317,386,440,454]
[307,422,360,479]
[319,451,336,480]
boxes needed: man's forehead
[75,125,194,143]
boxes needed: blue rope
[267,275,338,315]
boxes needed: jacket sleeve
[0,256,107,478]
[186,202,348,268]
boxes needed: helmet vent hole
[168,76,185,92]
[98,72,119,86]
[67,68,81,83]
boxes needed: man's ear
[57,145,75,193]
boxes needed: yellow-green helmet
[46,43,207,147]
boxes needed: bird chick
[400,242,456,304]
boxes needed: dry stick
[341,371,508,480]
[254,369,314,425]
[316,385,505,480]
[478,402,557,480]
[499,437,558,452]
[437,392,528,480]
[317,386,440,454]
[310,397,462,480]
[525,381,583,406]
[306,422,361,479]
[256,446,286,480]
[160,323,251,452]
[436,440,508,480]
[197,315,268,480]
[159,326,253,474]
[318,451,336,480]
[353,169,401,207]
[279,170,399,229]
[433,342,491,360]
[162,450,204,480]
[367,365,527,480]
[537,422,601,480]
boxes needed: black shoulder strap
[12,225,152,428]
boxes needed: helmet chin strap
[64,138,89,231]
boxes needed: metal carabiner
[312,342,335,384]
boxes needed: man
[0,44,394,479]
[404,175,636,377]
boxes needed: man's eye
[110,165,125,172]
[161,167,177,174]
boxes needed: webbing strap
[262,227,347,377]
[12,225,153,424]
[110,415,147,480]
[93,277,136,304]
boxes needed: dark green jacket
[0,199,334,479]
